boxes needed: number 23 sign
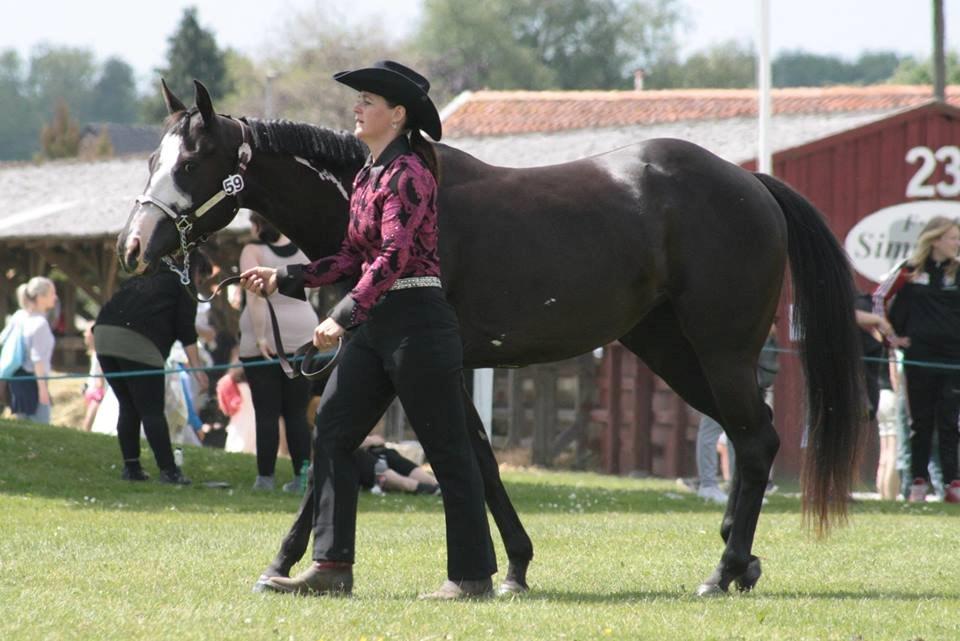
[905,145,960,198]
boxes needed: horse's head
[118,79,249,273]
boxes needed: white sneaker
[697,485,728,504]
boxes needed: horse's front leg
[252,465,315,592]
[462,384,534,594]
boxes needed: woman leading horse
[240,61,498,600]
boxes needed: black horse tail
[754,172,864,534]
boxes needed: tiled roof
[0,156,249,240]
[449,112,887,169]
[442,85,960,137]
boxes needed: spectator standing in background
[238,212,317,492]
[7,277,57,424]
[875,216,960,503]
[94,259,208,485]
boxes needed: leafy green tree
[414,0,554,100]
[773,50,903,87]
[852,51,904,84]
[0,50,41,160]
[145,7,231,121]
[26,45,97,123]
[888,51,960,85]
[773,51,854,87]
[38,99,81,160]
[647,40,754,89]
[217,6,403,129]
[91,57,138,123]
[413,0,683,97]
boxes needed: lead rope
[185,274,342,380]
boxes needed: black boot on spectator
[158,466,192,486]
[121,460,149,481]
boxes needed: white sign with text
[844,200,960,283]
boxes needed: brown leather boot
[418,578,493,600]
[266,563,353,596]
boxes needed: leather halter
[135,117,253,285]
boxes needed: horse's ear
[160,78,186,114]
[194,80,216,128]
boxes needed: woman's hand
[888,334,911,349]
[313,318,345,349]
[240,266,278,296]
[256,337,275,361]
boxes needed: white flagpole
[757,0,773,175]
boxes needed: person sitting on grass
[354,434,440,495]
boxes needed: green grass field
[2,419,959,641]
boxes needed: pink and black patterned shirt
[277,136,441,327]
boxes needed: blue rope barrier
[0,344,954,384]
[0,350,335,383]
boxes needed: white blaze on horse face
[146,132,192,212]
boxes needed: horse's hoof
[497,577,528,596]
[500,559,530,596]
[695,582,727,597]
[734,557,762,592]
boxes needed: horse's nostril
[124,238,141,270]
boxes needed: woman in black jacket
[95,258,209,484]
[875,216,960,503]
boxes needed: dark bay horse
[118,81,863,596]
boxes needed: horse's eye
[181,161,196,174]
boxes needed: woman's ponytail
[409,128,441,183]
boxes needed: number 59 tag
[223,174,245,195]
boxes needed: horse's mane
[244,118,367,171]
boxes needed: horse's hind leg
[462,382,534,593]
[694,355,778,595]
[618,303,722,419]
[619,303,775,594]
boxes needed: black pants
[905,364,960,484]
[98,355,176,471]
[240,358,312,477]
[310,288,496,581]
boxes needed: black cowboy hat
[333,60,442,141]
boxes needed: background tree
[91,57,139,123]
[647,40,755,88]
[773,50,904,87]
[144,6,231,122]
[219,5,403,130]
[412,0,683,99]
[889,51,960,85]
[38,99,81,160]
[852,51,905,84]
[26,45,97,123]
[0,51,41,161]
